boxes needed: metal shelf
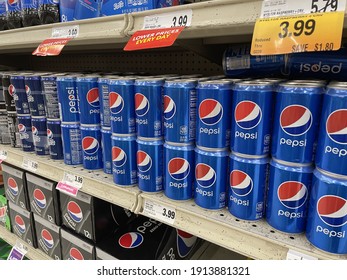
[0,145,140,212]
[0,226,52,260]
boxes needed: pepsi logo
[15,215,26,234]
[47,129,53,139]
[176,229,197,258]
[8,84,15,96]
[118,232,144,249]
[8,0,18,5]
[112,147,127,167]
[18,124,26,133]
[195,163,216,188]
[277,181,308,209]
[25,85,31,95]
[199,99,223,126]
[41,229,54,249]
[280,105,312,136]
[168,158,190,181]
[67,201,83,223]
[86,88,99,107]
[235,101,262,130]
[32,126,38,136]
[82,136,99,155]
[229,170,253,196]
[7,177,18,196]
[163,95,176,120]
[109,92,124,114]
[317,195,347,227]
[326,109,347,145]
[135,93,149,117]
[69,248,84,260]
[33,188,46,209]
[137,151,152,172]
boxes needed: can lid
[195,145,229,153]
[165,141,194,147]
[327,81,347,90]
[17,114,31,117]
[231,151,268,159]
[46,118,61,122]
[137,136,163,141]
[316,167,347,180]
[101,126,111,131]
[31,116,47,120]
[272,157,313,167]
[164,78,198,85]
[235,80,275,86]
[279,80,325,87]
[198,80,233,86]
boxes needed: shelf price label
[52,25,79,38]
[56,172,84,197]
[142,199,176,225]
[143,9,192,29]
[22,158,38,172]
[7,241,27,260]
[0,150,7,163]
[286,249,318,260]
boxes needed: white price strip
[7,241,28,260]
[22,158,38,172]
[261,0,346,18]
[52,25,79,38]
[0,150,7,161]
[143,200,176,225]
[62,171,83,189]
[143,9,192,29]
[286,249,318,260]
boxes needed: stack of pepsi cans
[0,73,11,145]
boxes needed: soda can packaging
[60,229,95,260]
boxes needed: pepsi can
[164,142,194,201]
[163,79,197,144]
[80,125,103,170]
[135,78,164,138]
[11,75,30,115]
[101,126,112,174]
[266,158,313,234]
[76,76,100,125]
[73,0,101,20]
[31,116,49,156]
[315,82,347,176]
[18,114,34,152]
[231,81,275,156]
[228,152,269,221]
[306,168,347,254]
[109,77,136,134]
[42,74,63,119]
[57,76,80,122]
[8,111,21,148]
[196,80,232,149]
[136,137,163,192]
[271,81,324,163]
[111,134,137,186]
[194,147,228,210]
[61,122,82,165]
[98,77,111,127]
[47,119,63,160]
[25,75,46,117]
[3,74,16,112]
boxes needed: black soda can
[38,0,60,24]
[6,0,22,29]
[21,0,41,27]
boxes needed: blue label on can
[101,127,112,174]
[61,123,82,165]
[57,77,80,123]
[31,117,49,155]
[47,119,63,160]
[39,0,59,5]
[101,0,124,16]
[59,0,76,21]
[6,0,21,11]
[73,0,100,20]
[21,0,38,9]
[18,115,34,152]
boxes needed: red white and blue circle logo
[34,188,46,209]
[112,147,127,167]
[8,0,18,6]
[86,88,99,107]
[118,232,144,249]
[7,177,18,196]
[163,95,176,120]
[15,215,26,234]
[41,229,54,249]
[82,136,99,155]
[168,158,190,181]
[199,99,223,126]
[69,248,84,260]
[18,124,26,133]
[137,151,152,172]
[317,195,347,227]
[195,163,216,188]
[135,93,150,117]
[326,109,347,145]
[8,84,15,96]
[229,170,253,196]
[47,129,53,139]
[277,181,308,209]
[32,126,38,136]
[25,85,31,96]
[235,101,262,130]
[67,201,83,223]
[109,92,124,115]
[280,105,312,136]
[176,229,197,258]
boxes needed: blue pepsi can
[315,82,347,176]
[163,79,197,144]
[271,81,324,163]
[24,75,46,117]
[42,74,64,119]
[61,122,82,165]
[164,142,194,201]
[194,147,228,210]
[135,78,164,138]
[57,76,80,123]
[98,77,111,127]
[231,81,275,156]
[11,75,30,115]
[101,126,112,174]
[306,168,347,254]
[196,80,232,149]
[136,137,163,192]
[266,158,313,234]
[109,77,136,135]
[228,152,269,221]
[47,118,63,160]
[73,0,101,20]
[76,76,100,125]
[59,0,77,22]
[31,116,49,156]
[18,114,34,152]
[80,125,103,170]
[111,134,137,186]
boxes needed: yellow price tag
[251,11,344,55]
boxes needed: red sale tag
[32,38,72,56]
[124,27,185,51]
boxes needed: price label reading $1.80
[143,200,176,225]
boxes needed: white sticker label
[286,249,318,260]
[143,200,176,225]
[0,150,7,161]
[143,9,192,30]
[52,25,79,38]
[62,171,84,189]
[261,0,346,18]
[22,158,38,172]
[7,241,28,260]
